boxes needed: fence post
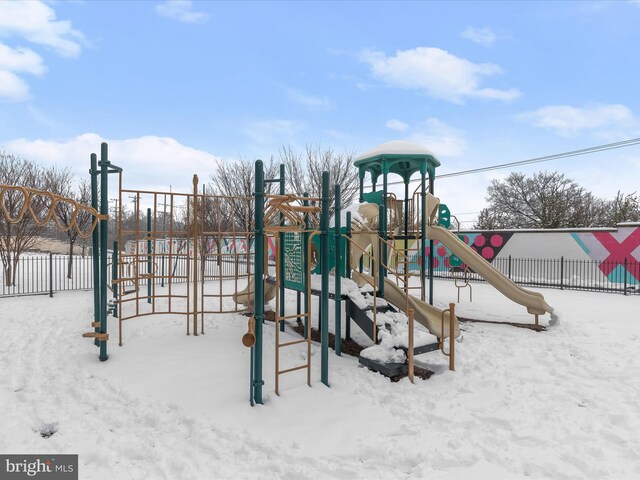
[508,255,512,279]
[624,257,628,295]
[49,252,53,298]
[560,256,564,290]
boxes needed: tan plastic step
[83,332,109,341]
[91,322,101,328]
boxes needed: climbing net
[0,184,104,239]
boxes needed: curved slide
[427,225,554,316]
[233,275,277,307]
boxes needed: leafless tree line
[206,144,359,230]
[475,171,640,229]
[0,151,94,285]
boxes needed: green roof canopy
[354,140,440,184]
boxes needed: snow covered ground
[1,279,639,479]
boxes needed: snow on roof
[354,140,436,162]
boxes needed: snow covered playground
[1,141,639,479]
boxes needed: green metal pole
[147,208,152,303]
[303,192,309,338]
[378,204,385,297]
[358,171,364,203]
[279,164,285,332]
[320,172,329,387]
[345,211,351,340]
[334,184,341,356]
[99,142,109,361]
[428,175,435,305]
[420,171,427,302]
[253,160,265,404]
[382,172,388,280]
[112,240,118,318]
[90,153,100,347]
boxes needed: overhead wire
[363,137,640,189]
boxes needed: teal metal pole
[147,208,152,303]
[420,171,427,302]
[345,211,351,340]
[334,184,341,356]
[99,142,109,361]
[378,204,385,297]
[253,160,265,404]
[279,164,285,332]
[382,172,388,279]
[428,175,435,305]
[320,172,329,386]
[112,240,118,318]
[90,153,100,347]
[303,192,309,338]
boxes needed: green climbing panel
[283,231,306,292]
[438,204,451,228]
[311,227,348,277]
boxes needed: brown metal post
[408,308,414,384]
[449,302,455,371]
[193,175,199,336]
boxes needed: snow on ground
[1,280,640,479]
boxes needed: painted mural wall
[424,222,640,287]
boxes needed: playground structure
[1,140,555,406]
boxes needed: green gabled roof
[354,140,440,183]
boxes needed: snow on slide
[354,271,459,339]
[427,225,554,316]
[382,277,460,339]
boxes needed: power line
[364,137,640,189]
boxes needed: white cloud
[155,1,209,24]
[385,119,409,132]
[0,44,45,75]
[0,1,85,57]
[359,47,520,103]
[4,133,222,193]
[0,1,83,102]
[517,103,636,136]
[288,90,332,110]
[0,70,31,102]
[462,27,497,46]
[0,45,45,101]
[408,118,467,157]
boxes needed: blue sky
[1,0,640,225]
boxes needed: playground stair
[345,296,439,378]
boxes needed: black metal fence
[1,253,638,297]
[0,253,265,297]
[434,255,640,295]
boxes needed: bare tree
[50,175,94,279]
[607,191,640,225]
[207,157,278,233]
[279,144,359,219]
[475,171,639,229]
[0,152,48,285]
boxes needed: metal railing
[431,256,640,296]
[0,253,269,297]
[2,253,638,297]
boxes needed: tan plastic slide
[427,225,554,316]
[353,270,459,339]
[233,275,277,307]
